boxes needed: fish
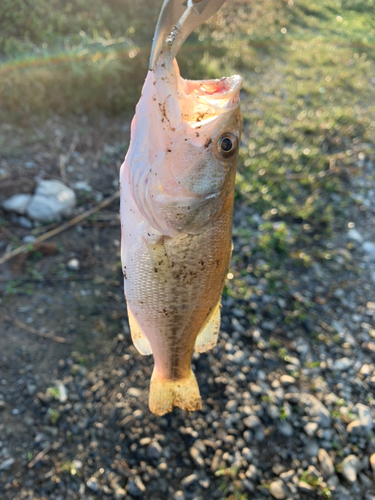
[120,0,242,415]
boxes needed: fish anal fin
[127,308,153,356]
[149,369,202,416]
[194,302,221,353]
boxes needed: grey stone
[27,179,76,222]
[269,479,287,499]
[305,441,319,457]
[241,447,253,463]
[147,441,162,460]
[363,242,375,259]
[318,448,335,478]
[278,421,293,437]
[127,476,146,497]
[74,181,92,192]
[332,357,353,371]
[181,474,200,499]
[2,194,32,214]
[341,455,361,484]
[347,420,364,437]
[298,481,315,493]
[243,415,261,429]
[280,470,295,483]
[245,464,258,482]
[23,235,36,243]
[190,446,204,467]
[357,404,373,432]
[225,400,238,412]
[86,477,100,492]
[347,229,363,243]
[0,458,15,471]
[18,216,33,229]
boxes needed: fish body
[120,53,241,415]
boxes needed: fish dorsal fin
[127,308,153,356]
[194,301,221,353]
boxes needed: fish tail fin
[149,369,202,416]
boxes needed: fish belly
[120,173,233,415]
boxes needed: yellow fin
[194,302,221,353]
[127,308,153,356]
[149,369,202,416]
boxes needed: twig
[2,315,72,344]
[28,446,52,469]
[0,190,119,266]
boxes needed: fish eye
[218,133,238,159]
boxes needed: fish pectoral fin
[127,308,153,356]
[144,236,170,273]
[194,301,221,353]
[149,369,202,416]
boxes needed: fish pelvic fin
[194,301,221,353]
[127,308,153,356]
[149,369,202,416]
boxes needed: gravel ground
[1,114,375,500]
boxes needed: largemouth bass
[120,1,242,416]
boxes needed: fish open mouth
[176,71,242,127]
[182,74,242,109]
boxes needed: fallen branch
[28,446,52,469]
[2,315,72,344]
[0,190,120,266]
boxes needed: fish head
[126,55,242,236]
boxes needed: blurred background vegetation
[1,0,374,303]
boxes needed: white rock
[67,258,80,271]
[2,194,32,214]
[357,404,373,433]
[341,455,361,484]
[347,228,363,243]
[18,216,33,229]
[27,180,76,222]
[0,458,15,470]
[363,242,375,259]
[86,476,100,491]
[74,181,92,192]
[23,235,36,243]
[269,479,286,499]
[56,382,68,403]
[304,422,318,437]
[332,357,353,371]
[318,448,335,478]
